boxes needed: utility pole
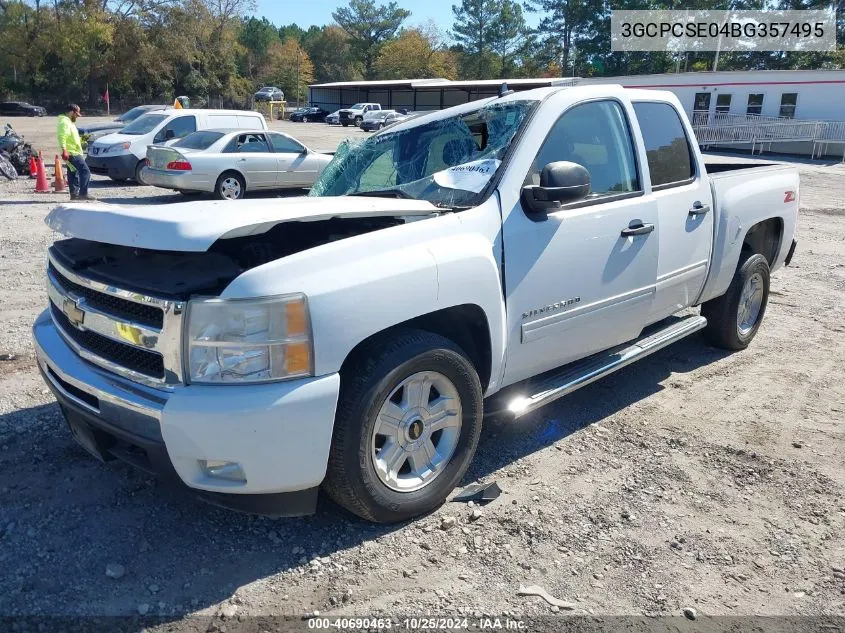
[296,49,301,105]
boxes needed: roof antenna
[498,82,514,98]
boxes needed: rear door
[267,132,318,187]
[632,101,715,322]
[502,98,660,384]
[223,132,278,188]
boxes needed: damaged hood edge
[44,196,440,252]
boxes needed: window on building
[715,94,732,114]
[633,102,695,189]
[747,94,764,116]
[779,93,798,119]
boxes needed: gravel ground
[1,116,844,626]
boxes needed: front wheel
[323,330,483,523]
[0,152,17,180]
[702,251,770,350]
[354,116,363,127]
[134,160,149,185]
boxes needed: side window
[715,93,732,114]
[232,133,271,153]
[156,116,196,142]
[747,94,764,116]
[267,132,305,153]
[779,93,797,119]
[633,102,695,189]
[525,100,639,199]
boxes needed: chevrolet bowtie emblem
[62,298,85,327]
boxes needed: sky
[253,0,540,35]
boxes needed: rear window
[633,102,695,189]
[173,131,225,150]
[122,113,168,135]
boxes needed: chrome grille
[46,254,185,387]
[48,263,164,329]
[50,303,165,379]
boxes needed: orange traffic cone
[34,152,50,193]
[28,155,37,179]
[53,155,66,192]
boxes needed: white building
[577,69,845,122]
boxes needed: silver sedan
[141,129,333,200]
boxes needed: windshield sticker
[433,159,502,193]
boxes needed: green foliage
[0,0,840,109]
[331,0,410,79]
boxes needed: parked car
[0,101,46,117]
[325,110,341,125]
[338,102,381,127]
[78,104,168,143]
[254,86,284,102]
[141,129,332,200]
[360,110,411,132]
[34,85,798,523]
[289,107,329,123]
[86,108,267,184]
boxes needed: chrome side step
[507,315,707,418]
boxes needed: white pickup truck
[33,85,798,523]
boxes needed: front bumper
[86,152,138,179]
[33,309,341,516]
[141,167,212,192]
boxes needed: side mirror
[521,161,591,213]
[164,129,175,140]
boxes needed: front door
[268,132,318,187]
[502,99,660,385]
[632,101,715,322]
[693,92,711,126]
[225,132,278,188]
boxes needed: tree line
[0,0,841,111]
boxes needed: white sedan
[141,129,333,200]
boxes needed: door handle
[689,201,711,215]
[621,223,655,237]
[238,158,247,162]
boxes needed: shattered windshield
[309,100,536,208]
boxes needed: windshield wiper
[349,189,415,199]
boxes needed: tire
[178,190,202,196]
[323,329,483,523]
[134,160,149,185]
[702,250,770,351]
[303,116,309,123]
[342,122,349,127]
[0,153,17,180]
[354,116,363,127]
[214,171,245,200]
[109,176,128,183]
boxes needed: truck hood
[45,197,440,252]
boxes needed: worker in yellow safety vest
[57,104,95,201]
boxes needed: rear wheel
[109,176,128,183]
[323,330,483,523]
[342,122,349,127]
[214,171,245,200]
[702,250,770,350]
[134,160,149,186]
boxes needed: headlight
[186,294,312,384]
[107,142,130,153]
